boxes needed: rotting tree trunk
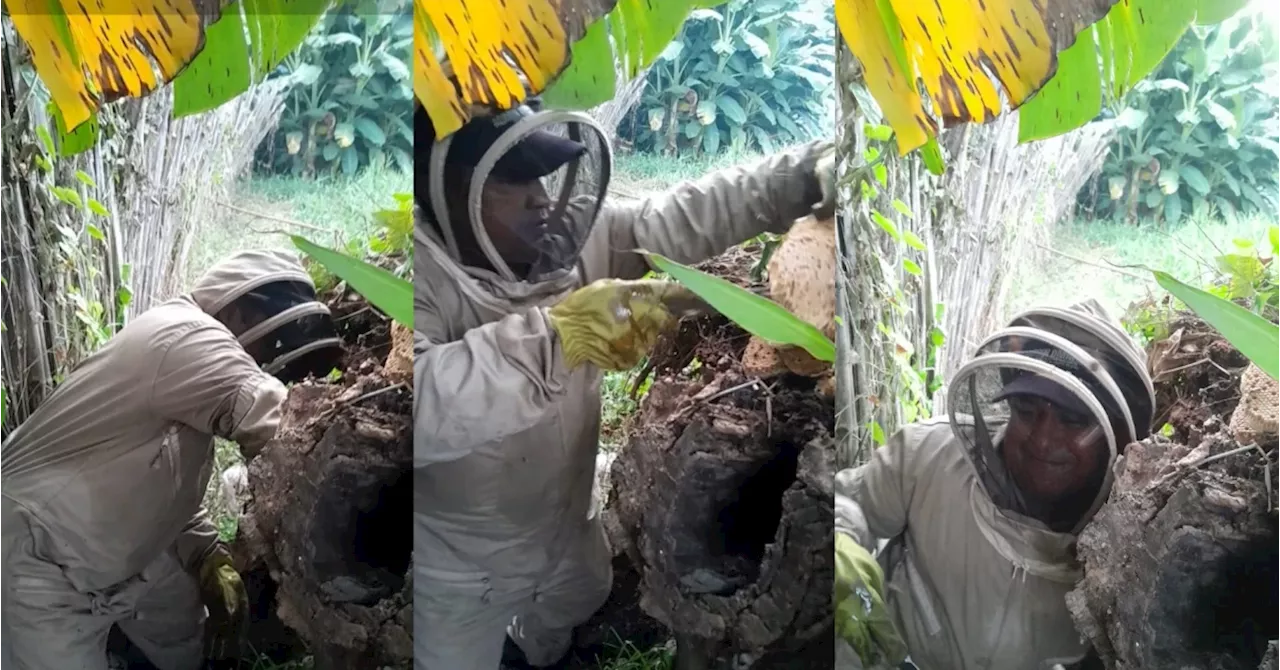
[232,289,413,670]
[1067,315,1278,670]
[607,250,836,669]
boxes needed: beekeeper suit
[834,301,1155,670]
[415,100,834,669]
[1,250,344,670]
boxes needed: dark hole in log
[1183,531,1279,664]
[715,440,801,566]
[351,470,413,577]
[668,438,803,595]
[310,463,413,601]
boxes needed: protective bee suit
[2,250,343,670]
[416,103,832,669]
[834,300,1155,669]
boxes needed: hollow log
[1067,317,1278,670]
[607,250,836,668]
[231,292,414,670]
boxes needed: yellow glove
[197,549,249,660]
[547,278,696,371]
[835,533,908,666]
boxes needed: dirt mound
[1148,313,1250,444]
[231,285,412,670]
[606,251,836,667]
[1068,314,1277,670]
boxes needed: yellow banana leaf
[414,0,615,140]
[6,0,228,132]
[836,0,1119,155]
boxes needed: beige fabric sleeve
[598,141,828,280]
[149,323,287,458]
[415,306,572,466]
[835,424,932,544]
[172,508,222,574]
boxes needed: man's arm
[599,141,830,280]
[415,306,572,466]
[149,322,287,458]
[835,423,931,547]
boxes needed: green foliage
[646,252,836,362]
[32,118,130,352]
[1207,233,1279,322]
[542,0,732,110]
[259,0,413,178]
[172,0,330,119]
[1124,226,1278,378]
[618,0,834,157]
[1083,12,1279,223]
[851,125,945,424]
[292,233,412,328]
[291,191,413,328]
[1154,269,1279,379]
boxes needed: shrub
[257,0,413,178]
[1083,12,1280,224]
[617,0,835,157]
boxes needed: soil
[1147,312,1250,445]
[1067,313,1278,670]
[605,250,837,668]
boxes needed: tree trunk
[1065,315,1277,670]
[606,250,836,668]
[232,290,414,670]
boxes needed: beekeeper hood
[190,249,344,382]
[947,300,1155,534]
[416,99,612,283]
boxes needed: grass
[186,166,410,283]
[611,147,769,197]
[1005,212,1276,321]
[593,635,674,670]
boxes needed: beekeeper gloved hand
[197,548,249,660]
[835,533,908,667]
[548,278,699,371]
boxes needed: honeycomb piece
[742,335,786,378]
[383,322,414,385]
[767,215,836,342]
[1228,363,1278,444]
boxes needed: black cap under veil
[419,104,613,283]
[946,302,1153,534]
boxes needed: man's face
[1002,395,1107,505]
[445,171,553,270]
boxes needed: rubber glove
[835,533,908,667]
[198,548,249,660]
[547,278,698,371]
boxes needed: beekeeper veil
[947,300,1155,533]
[191,249,344,384]
[419,100,612,283]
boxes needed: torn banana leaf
[835,0,1119,155]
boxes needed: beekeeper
[834,300,1156,669]
[1,250,345,670]
[415,98,835,669]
